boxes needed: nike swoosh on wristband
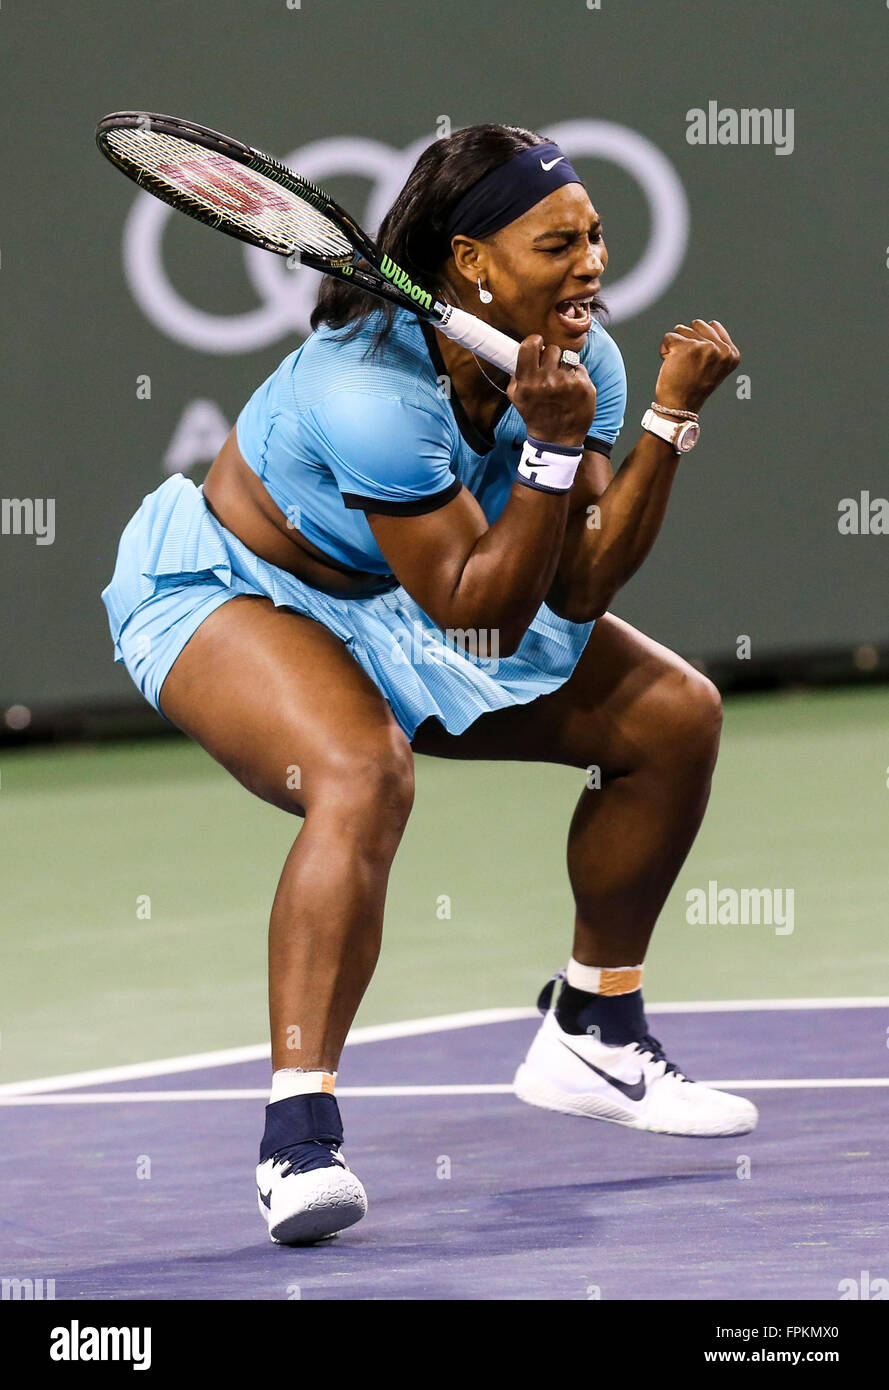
[559,1041,647,1101]
[258,1188,271,1209]
[540,156,566,171]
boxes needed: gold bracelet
[651,401,699,421]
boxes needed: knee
[314,729,415,849]
[353,743,417,834]
[654,664,723,765]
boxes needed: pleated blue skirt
[101,474,594,739]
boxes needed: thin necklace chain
[439,287,510,397]
[470,351,510,397]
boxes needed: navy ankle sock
[555,984,647,1045]
[259,1093,343,1163]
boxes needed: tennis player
[102,123,755,1245]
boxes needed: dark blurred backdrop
[3,0,887,722]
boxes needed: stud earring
[477,277,493,305]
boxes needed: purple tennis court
[2,1003,886,1301]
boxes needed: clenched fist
[655,319,740,414]
[508,335,598,448]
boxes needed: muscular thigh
[159,594,411,814]
[411,612,709,774]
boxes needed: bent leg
[412,612,722,964]
[160,595,414,1071]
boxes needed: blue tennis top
[236,307,627,576]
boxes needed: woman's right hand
[507,335,598,448]
[654,319,740,413]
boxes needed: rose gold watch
[641,407,701,454]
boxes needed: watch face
[678,422,700,452]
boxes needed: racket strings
[104,127,352,258]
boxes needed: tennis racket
[95,111,581,375]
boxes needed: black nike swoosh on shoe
[258,1188,271,1209]
[558,1041,647,1102]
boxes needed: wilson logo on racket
[378,255,433,309]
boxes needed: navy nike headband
[444,143,583,242]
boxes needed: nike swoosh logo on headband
[540,156,565,171]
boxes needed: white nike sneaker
[256,1145,368,1245]
[514,1008,758,1137]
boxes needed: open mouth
[553,294,596,335]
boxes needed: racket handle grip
[435,305,519,375]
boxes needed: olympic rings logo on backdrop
[122,121,689,355]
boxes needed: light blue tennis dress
[101,309,626,739]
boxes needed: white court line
[0,1084,511,1104]
[644,997,889,1014]
[1,1078,887,1105]
[0,1008,534,1097]
[1,998,886,1098]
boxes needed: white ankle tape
[566,958,644,996]
[270,1069,336,1103]
[516,437,583,494]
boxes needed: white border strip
[1,998,886,1097]
[1,1077,887,1106]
